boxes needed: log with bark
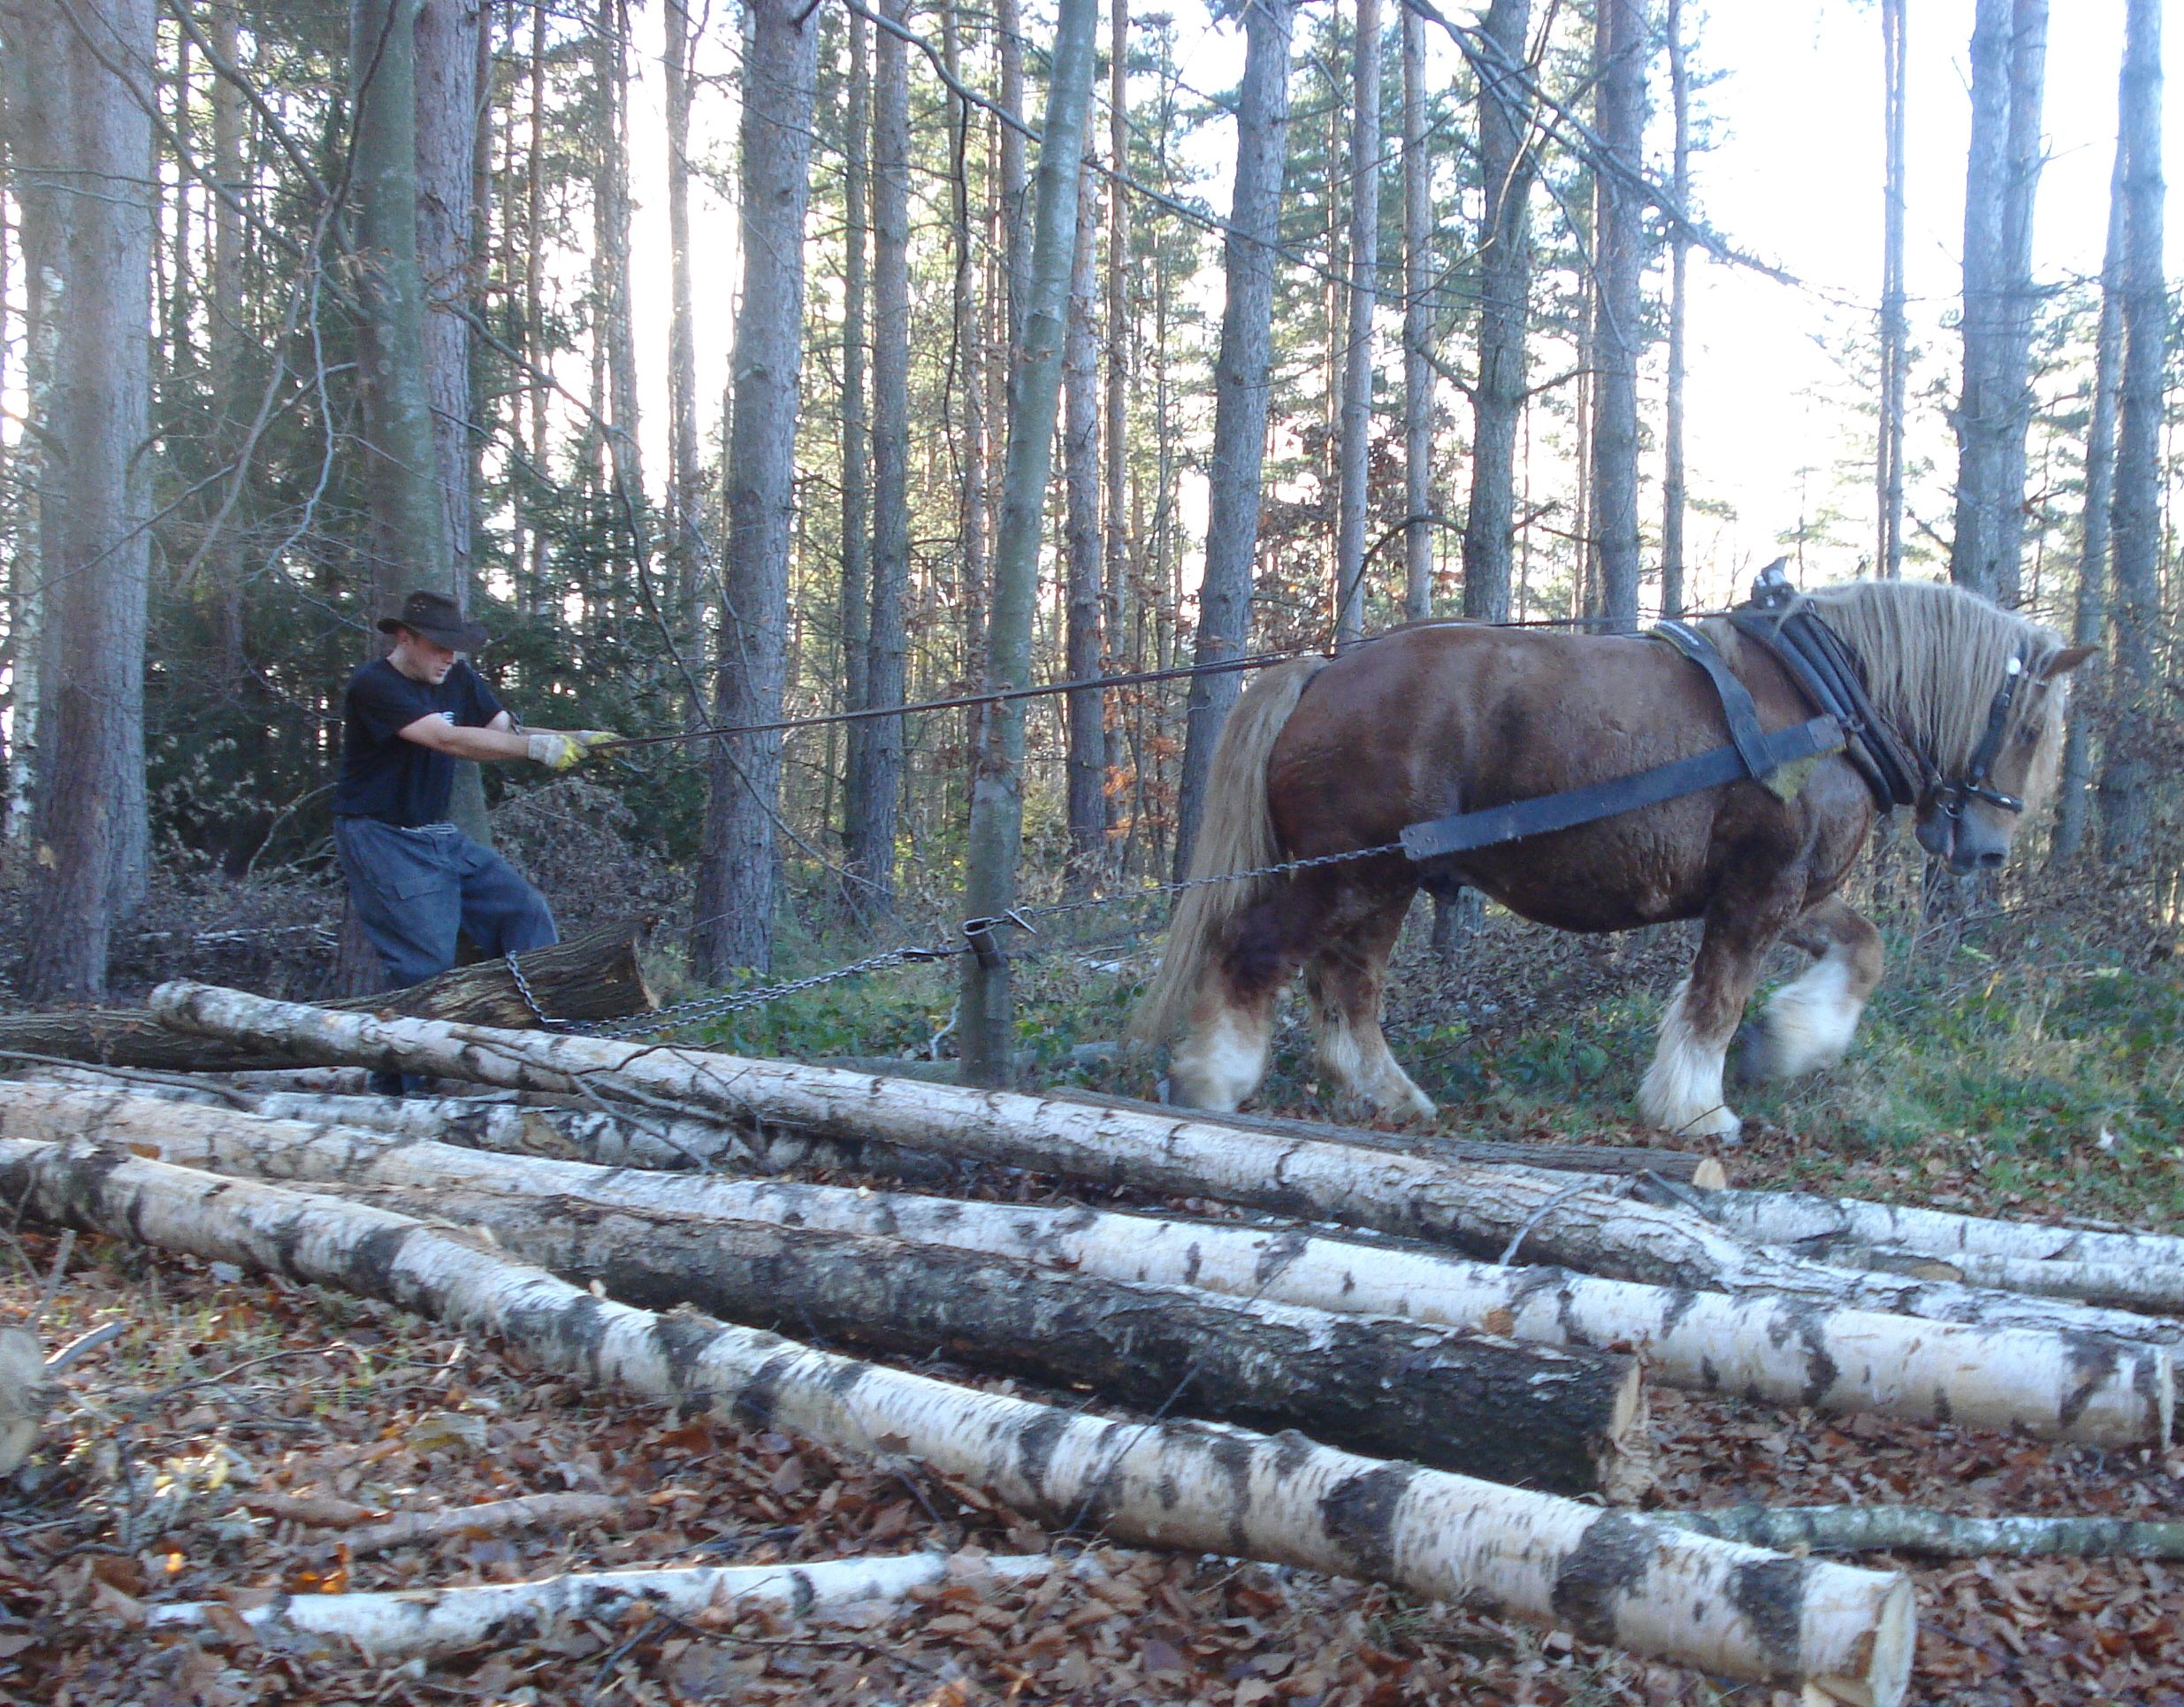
[0,1134,1914,1701]
[0,925,655,1073]
[147,1546,1073,1659]
[17,1082,2163,1445]
[1699,1188,2184,1317]
[140,986,2184,1359]
[1662,1505,2184,1561]
[329,1181,1652,1495]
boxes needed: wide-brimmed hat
[378,589,490,652]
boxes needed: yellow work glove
[526,729,619,771]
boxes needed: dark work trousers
[334,818,557,1091]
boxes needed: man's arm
[396,713,531,762]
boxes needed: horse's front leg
[1734,895,1884,1083]
[1639,883,1805,1140]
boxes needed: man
[333,590,615,999]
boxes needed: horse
[1129,578,2092,1140]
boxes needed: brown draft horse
[1131,579,2092,1139]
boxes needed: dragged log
[140,988,2184,1357]
[344,1182,1650,1495]
[0,1135,1914,1702]
[148,1548,1073,1659]
[20,1083,2164,1444]
[0,925,654,1074]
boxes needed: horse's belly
[1451,820,1708,933]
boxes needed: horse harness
[1396,564,2030,866]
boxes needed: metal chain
[1007,838,1408,931]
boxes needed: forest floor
[4,852,2183,1704]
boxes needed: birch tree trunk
[690,0,821,979]
[2052,110,2127,862]
[4,1137,1916,1700]
[1173,0,1293,878]
[332,1180,1652,1493]
[1063,160,1106,892]
[1460,0,1531,627]
[1332,0,1383,649]
[19,0,154,1002]
[1665,1505,2184,1562]
[2094,0,2165,867]
[63,1087,2159,1444]
[844,0,911,918]
[1589,0,1643,632]
[959,0,1102,1084]
[144,988,2184,1360]
[1400,4,1432,624]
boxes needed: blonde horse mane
[1780,579,2072,810]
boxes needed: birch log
[1701,1190,2184,1316]
[332,1182,1651,1495]
[147,1548,1071,1659]
[139,987,2184,1354]
[1661,1505,2184,1561]
[0,1137,1913,1701]
[17,1082,2165,1444]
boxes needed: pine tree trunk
[1400,4,1432,623]
[940,0,990,867]
[845,0,910,917]
[691,0,821,979]
[664,0,705,667]
[1100,0,1130,838]
[1589,0,1644,632]
[19,0,155,1002]
[1063,159,1106,892]
[206,1,248,682]
[959,0,1103,1085]
[1950,0,2048,605]
[1876,0,1909,581]
[1461,0,1529,627]
[1172,0,1293,879]
[836,11,873,902]
[2094,0,2164,867]
[1661,0,1690,617]
[1333,0,1382,649]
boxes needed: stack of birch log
[10,978,2184,1704]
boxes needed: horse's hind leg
[1735,895,1884,1083]
[1168,880,1322,1111]
[1640,878,1804,1140]
[1304,885,1435,1124]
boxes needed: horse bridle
[1933,648,2028,820]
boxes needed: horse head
[1911,639,2094,872]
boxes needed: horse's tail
[1128,654,1331,1046]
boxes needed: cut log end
[1818,1575,1915,1707]
[1691,1158,1730,1191]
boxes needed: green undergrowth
[661,905,2184,1231]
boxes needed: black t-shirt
[332,657,505,827]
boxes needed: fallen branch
[341,1491,622,1557]
[138,988,2184,1358]
[20,1082,2162,1445]
[2,1135,1913,1701]
[146,1546,1068,1659]
[341,1182,1652,1495]
[1662,1505,2184,1561]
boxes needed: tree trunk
[1876,0,1908,581]
[146,987,2184,1360]
[205,0,249,681]
[845,0,910,917]
[1063,159,1106,892]
[1332,0,1382,649]
[1661,0,1690,616]
[663,0,705,659]
[335,1180,1651,1493]
[19,0,154,1002]
[1400,4,1433,624]
[1460,0,1531,627]
[690,0,821,979]
[1589,0,1644,632]
[1664,1505,2184,1562]
[1101,0,1129,838]
[5,1137,1918,1700]
[1172,0,1293,879]
[147,1551,1069,1663]
[2094,0,2164,867]
[836,9,873,900]
[71,1090,2159,1446]
[940,0,990,859]
[959,0,1102,1086]
[1950,0,2048,606]
[2051,129,2126,863]
[0,926,656,1072]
